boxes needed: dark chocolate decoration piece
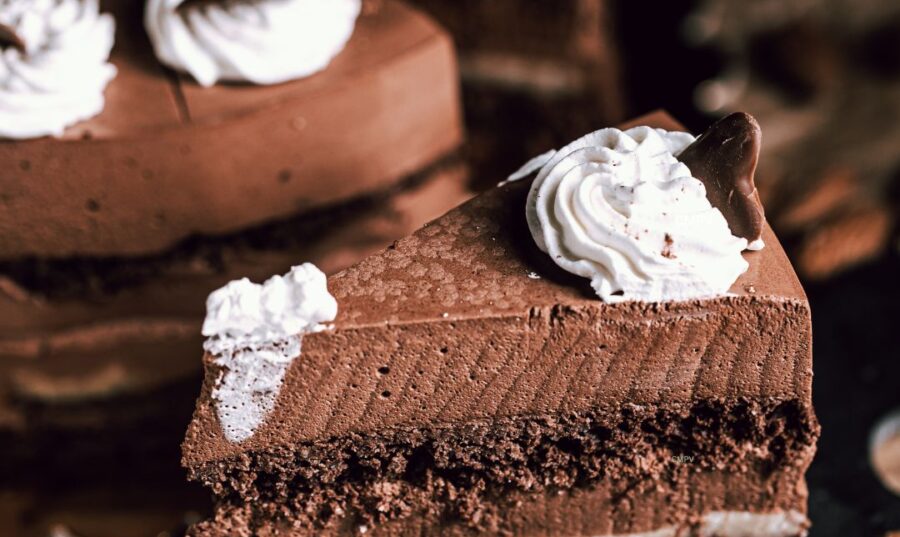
[0,23,26,52]
[677,112,765,243]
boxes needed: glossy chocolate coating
[678,112,766,244]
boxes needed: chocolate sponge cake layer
[184,137,813,464]
[190,400,816,535]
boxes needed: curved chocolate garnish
[677,112,765,244]
[0,23,25,52]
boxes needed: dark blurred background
[5,0,899,535]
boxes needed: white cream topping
[510,126,759,303]
[699,510,808,537]
[589,510,808,537]
[0,0,116,139]
[202,263,337,443]
[144,0,361,87]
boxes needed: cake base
[188,399,815,536]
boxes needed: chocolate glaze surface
[677,112,766,244]
[0,0,463,258]
[183,112,817,535]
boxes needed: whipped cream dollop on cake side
[145,0,361,87]
[0,0,116,139]
[202,263,337,443]
[510,113,766,303]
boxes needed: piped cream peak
[509,123,764,302]
[202,263,337,442]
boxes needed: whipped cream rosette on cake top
[0,0,116,139]
[144,0,361,86]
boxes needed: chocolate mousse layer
[183,113,818,535]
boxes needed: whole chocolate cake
[0,0,468,472]
[182,112,818,536]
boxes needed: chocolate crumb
[661,233,676,259]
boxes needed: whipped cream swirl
[512,126,756,302]
[203,263,337,442]
[0,0,116,139]
[145,0,361,87]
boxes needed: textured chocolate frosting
[183,112,818,535]
[0,0,462,258]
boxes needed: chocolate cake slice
[183,112,818,536]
